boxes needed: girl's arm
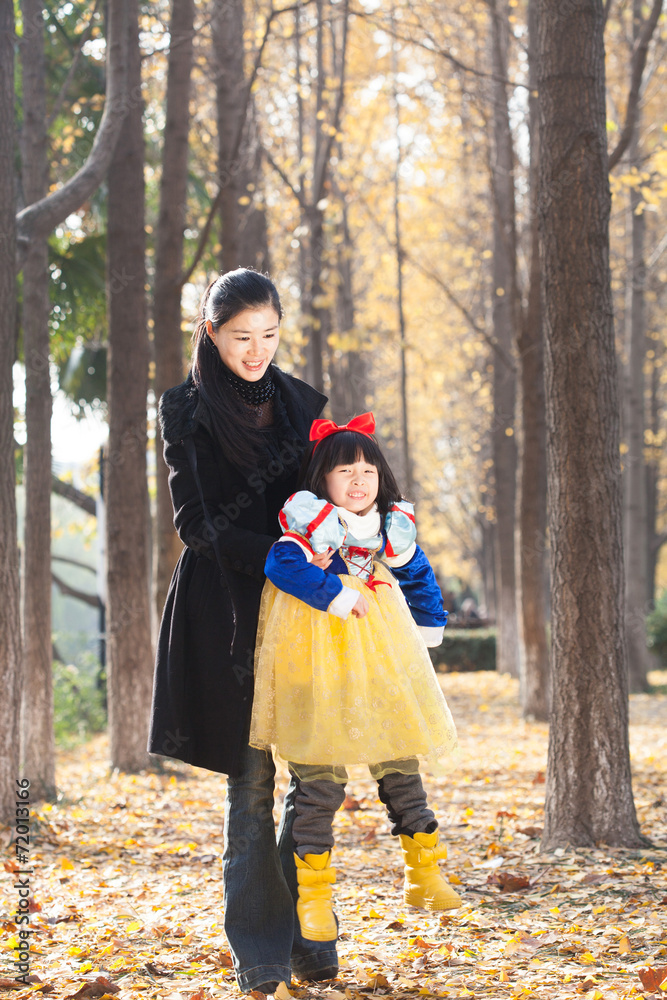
[165,433,275,581]
[387,545,448,646]
[266,541,360,618]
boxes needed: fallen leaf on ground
[516,826,543,838]
[637,966,667,992]
[487,870,531,891]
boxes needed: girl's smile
[206,305,280,381]
[324,460,379,515]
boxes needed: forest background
[0,0,666,852]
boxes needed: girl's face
[324,456,379,515]
[207,305,280,381]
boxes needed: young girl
[249,413,461,942]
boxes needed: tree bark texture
[390,9,413,497]
[19,0,56,799]
[489,0,519,677]
[301,0,349,394]
[106,0,154,772]
[645,347,664,604]
[538,0,645,849]
[517,0,549,720]
[15,0,129,267]
[623,0,650,693]
[303,201,327,393]
[478,515,497,622]
[212,0,269,273]
[153,0,194,622]
[0,0,22,824]
[329,200,368,422]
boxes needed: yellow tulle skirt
[249,562,458,782]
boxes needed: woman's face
[324,457,379,516]
[207,305,280,381]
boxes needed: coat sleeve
[164,433,274,580]
[389,545,448,642]
[265,541,359,617]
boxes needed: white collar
[338,503,381,539]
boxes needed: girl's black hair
[297,430,404,518]
[190,268,283,469]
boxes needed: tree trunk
[489,0,519,677]
[538,0,645,849]
[106,0,153,772]
[645,343,663,605]
[329,198,368,422]
[0,0,22,824]
[302,0,328,393]
[304,201,327,393]
[303,0,349,395]
[15,0,129,268]
[153,0,194,622]
[390,3,412,496]
[623,0,650,693]
[212,0,269,273]
[20,0,56,799]
[517,0,549,720]
[477,511,497,621]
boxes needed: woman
[148,268,338,994]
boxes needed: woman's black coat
[148,367,326,776]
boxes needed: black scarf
[221,359,276,405]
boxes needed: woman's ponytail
[191,279,219,386]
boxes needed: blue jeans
[223,743,338,992]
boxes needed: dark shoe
[252,984,280,996]
[299,967,338,982]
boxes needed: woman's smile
[206,304,280,381]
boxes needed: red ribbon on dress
[309,412,376,451]
[344,545,391,593]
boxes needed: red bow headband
[309,412,376,451]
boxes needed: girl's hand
[311,548,333,569]
[351,594,369,618]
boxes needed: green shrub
[647,593,667,668]
[53,656,107,747]
[430,627,496,673]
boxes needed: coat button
[245,564,254,575]
[234,560,242,571]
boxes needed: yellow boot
[294,851,337,941]
[400,831,462,911]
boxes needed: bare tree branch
[46,0,102,131]
[608,0,664,171]
[179,0,315,284]
[350,2,527,90]
[51,474,96,516]
[412,259,517,373]
[262,144,306,207]
[52,554,97,574]
[16,0,129,270]
[352,190,517,373]
[650,530,667,555]
[52,570,102,608]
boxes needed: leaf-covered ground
[2,670,666,1000]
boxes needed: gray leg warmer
[374,767,436,837]
[290,765,347,858]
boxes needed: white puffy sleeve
[383,500,417,567]
[277,490,347,560]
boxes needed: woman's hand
[351,593,369,618]
[311,548,333,569]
